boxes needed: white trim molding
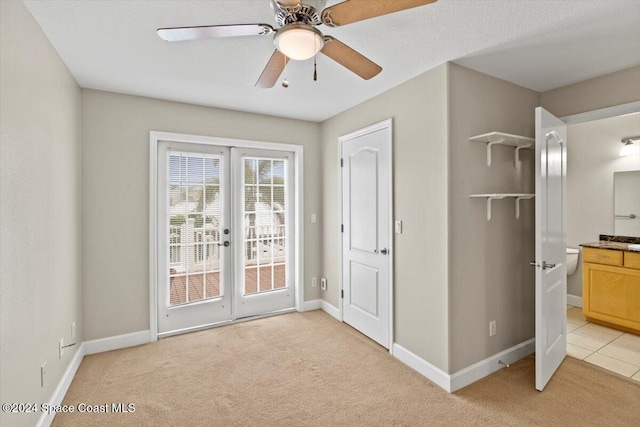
[449,338,535,392]
[302,299,323,311]
[321,300,340,320]
[567,294,583,308]
[36,344,85,427]
[83,330,151,355]
[393,339,535,393]
[392,343,451,392]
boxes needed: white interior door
[158,141,232,335]
[233,148,295,319]
[534,107,567,391]
[341,120,392,348]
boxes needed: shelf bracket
[515,195,534,219]
[485,195,506,221]
[514,143,532,167]
[486,140,504,166]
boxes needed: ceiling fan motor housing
[272,0,325,26]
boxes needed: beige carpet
[54,311,640,426]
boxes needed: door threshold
[157,307,297,339]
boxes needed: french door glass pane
[168,152,223,306]
[243,157,287,295]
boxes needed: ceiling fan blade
[157,23,274,42]
[255,50,290,88]
[320,36,382,80]
[322,0,437,27]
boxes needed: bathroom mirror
[614,170,640,237]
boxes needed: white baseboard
[567,294,583,308]
[36,344,85,427]
[83,330,150,355]
[449,338,535,392]
[321,300,340,320]
[392,338,535,394]
[392,343,451,392]
[302,299,323,311]
[36,330,150,426]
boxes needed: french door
[157,141,295,336]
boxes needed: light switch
[311,213,317,224]
[395,220,402,234]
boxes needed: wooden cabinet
[582,248,640,334]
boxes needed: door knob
[218,241,230,247]
[379,248,388,255]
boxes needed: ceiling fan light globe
[274,24,324,61]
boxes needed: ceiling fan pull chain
[282,53,290,88]
[313,34,318,82]
[313,55,318,81]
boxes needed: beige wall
[0,2,83,426]
[320,64,450,371]
[566,113,640,297]
[541,65,640,118]
[81,89,321,341]
[447,64,540,372]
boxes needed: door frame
[149,131,304,342]
[338,118,394,354]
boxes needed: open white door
[340,119,392,349]
[534,107,567,391]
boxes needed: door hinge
[340,158,343,167]
[341,289,344,299]
[341,224,344,233]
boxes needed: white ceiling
[23,0,640,122]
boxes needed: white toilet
[566,248,579,275]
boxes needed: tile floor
[566,305,640,381]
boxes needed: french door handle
[542,261,555,269]
[374,248,388,255]
[531,261,555,269]
[218,241,230,247]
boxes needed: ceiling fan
[157,0,438,88]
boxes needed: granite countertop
[580,241,634,251]
[581,235,640,252]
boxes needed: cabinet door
[583,262,640,332]
[624,251,640,269]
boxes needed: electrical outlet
[395,220,403,234]
[311,213,317,224]
[320,278,327,291]
[311,277,318,287]
[41,362,47,388]
[58,338,64,359]
[71,321,76,339]
[489,321,497,337]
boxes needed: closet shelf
[470,193,535,220]
[469,132,534,167]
